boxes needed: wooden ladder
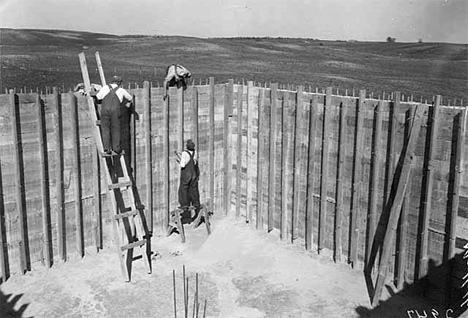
[78,52,152,282]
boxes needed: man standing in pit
[93,75,133,156]
[163,64,192,101]
[176,139,200,222]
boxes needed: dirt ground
[0,215,431,318]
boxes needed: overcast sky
[0,0,467,43]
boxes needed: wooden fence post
[292,86,304,242]
[306,95,318,251]
[37,93,52,268]
[70,92,84,257]
[350,89,365,267]
[367,100,383,267]
[372,105,425,307]
[268,84,278,231]
[144,81,153,232]
[319,88,332,251]
[10,89,30,273]
[334,100,347,261]
[55,89,65,260]
[224,80,234,215]
[418,96,440,279]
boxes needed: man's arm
[179,151,190,168]
[120,88,134,107]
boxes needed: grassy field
[1,28,467,103]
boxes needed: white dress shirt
[180,150,197,168]
[96,83,133,105]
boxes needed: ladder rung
[115,210,139,220]
[121,239,146,251]
[96,120,101,126]
[109,181,132,190]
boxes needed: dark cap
[111,76,123,84]
[186,139,195,151]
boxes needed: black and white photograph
[0,0,467,317]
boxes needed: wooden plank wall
[231,84,468,288]
[0,81,466,293]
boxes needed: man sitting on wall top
[163,64,192,101]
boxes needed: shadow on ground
[0,279,30,318]
[355,251,468,318]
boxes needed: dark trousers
[101,105,121,152]
[178,176,200,209]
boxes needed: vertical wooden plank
[281,92,289,241]
[235,85,243,219]
[37,93,52,268]
[386,92,400,205]
[350,90,365,267]
[163,91,170,231]
[256,88,265,230]
[246,81,254,224]
[209,77,215,211]
[178,83,184,150]
[268,84,278,231]
[334,100,347,261]
[143,81,153,233]
[0,159,10,281]
[448,107,466,258]
[396,109,412,290]
[418,96,440,279]
[95,52,107,86]
[223,79,234,215]
[192,85,199,159]
[55,89,65,260]
[70,92,84,257]
[319,88,332,251]
[306,95,318,251]
[224,80,234,215]
[92,137,101,251]
[372,105,425,307]
[10,90,30,273]
[292,86,304,242]
[367,100,383,266]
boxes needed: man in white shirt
[176,139,200,221]
[163,64,191,101]
[93,76,133,155]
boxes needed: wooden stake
[292,86,304,241]
[372,105,425,307]
[235,86,243,219]
[144,81,153,232]
[38,93,52,268]
[268,84,278,231]
[178,83,184,151]
[319,88,332,251]
[334,101,347,261]
[367,100,383,267]
[95,52,107,86]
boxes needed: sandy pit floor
[0,215,431,318]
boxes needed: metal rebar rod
[203,299,207,318]
[186,277,189,318]
[183,265,187,317]
[173,270,177,318]
[196,273,199,318]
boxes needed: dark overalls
[101,85,122,153]
[178,150,200,210]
